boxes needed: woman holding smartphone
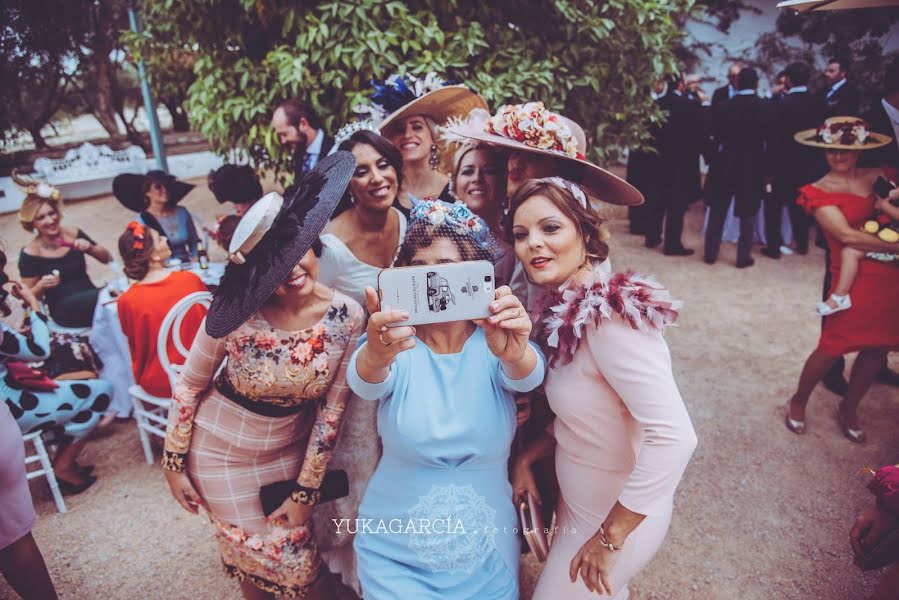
[347,199,545,599]
[509,178,696,599]
[161,154,364,599]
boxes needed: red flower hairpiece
[126,221,146,250]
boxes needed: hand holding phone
[377,261,496,327]
[356,287,417,381]
[474,285,533,365]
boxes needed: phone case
[519,491,549,562]
[378,261,495,326]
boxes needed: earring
[429,144,440,170]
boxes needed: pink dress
[532,269,697,600]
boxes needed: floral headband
[11,171,62,201]
[814,119,873,146]
[126,221,147,250]
[409,199,500,257]
[486,102,581,159]
[536,177,588,209]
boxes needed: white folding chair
[22,431,66,513]
[132,291,212,465]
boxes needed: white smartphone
[377,260,495,326]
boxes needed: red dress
[117,271,207,397]
[797,185,899,356]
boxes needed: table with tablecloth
[90,263,224,416]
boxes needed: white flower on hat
[427,207,447,226]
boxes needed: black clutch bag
[259,470,349,517]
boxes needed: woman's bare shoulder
[22,237,40,254]
[322,210,352,237]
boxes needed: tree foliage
[0,1,85,147]
[1,0,160,150]
[770,7,899,107]
[131,0,695,175]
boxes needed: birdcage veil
[395,199,502,268]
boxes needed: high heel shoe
[785,412,806,435]
[837,404,866,444]
[55,474,97,495]
[817,294,851,316]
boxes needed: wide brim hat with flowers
[205,151,355,338]
[794,116,892,150]
[444,103,643,207]
[363,73,488,134]
[112,170,195,213]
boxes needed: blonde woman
[15,174,112,328]
[368,73,487,211]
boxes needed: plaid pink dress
[162,291,363,597]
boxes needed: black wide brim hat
[204,151,356,338]
[112,170,196,212]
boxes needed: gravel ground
[1,181,896,600]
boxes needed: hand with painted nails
[474,285,532,365]
[356,286,417,383]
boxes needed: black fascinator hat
[204,151,356,338]
[112,170,195,212]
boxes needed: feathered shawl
[535,268,682,367]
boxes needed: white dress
[317,207,408,307]
[313,206,407,594]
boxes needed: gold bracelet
[598,525,623,552]
[290,487,321,506]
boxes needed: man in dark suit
[642,74,702,255]
[271,99,335,182]
[763,62,824,259]
[627,80,667,236]
[703,67,774,268]
[819,57,860,119]
[712,63,742,106]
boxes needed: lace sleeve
[294,301,365,502]
[161,319,227,472]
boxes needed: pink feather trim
[535,269,682,367]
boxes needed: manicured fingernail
[410,327,416,334]
[401,311,410,319]
[490,302,499,311]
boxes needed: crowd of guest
[627,57,898,266]
[1,47,896,600]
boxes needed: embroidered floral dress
[161,291,364,597]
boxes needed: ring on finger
[379,332,391,346]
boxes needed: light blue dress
[347,328,545,599]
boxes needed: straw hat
[205,151,355,338]
[444,103,643,206]
[794,116,892,150]
[363,73,488,134]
